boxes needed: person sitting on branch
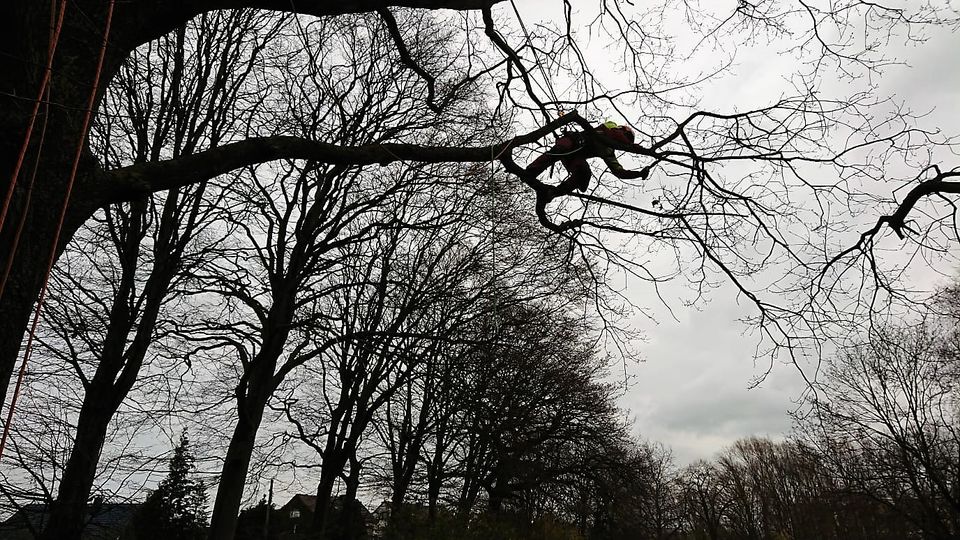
[525,120,649,195]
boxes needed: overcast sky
[611,12,960,465]
[11,2,953,510]
[502,0,960,466]
[223,1,960,505]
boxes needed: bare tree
[2,0,958,413]
[404,302,621,525]
[799,301,960,539]
[0,10,278,539]
[677,460,727,540]
[166,13,511,538]
[672,435,931,539]
[277,218,486,537]
[549,438,681,540]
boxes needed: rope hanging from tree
[509,0,561,108]
[0,0,118,462]
[0,0,68,237]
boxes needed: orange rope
[0,0,62,302]
[0,0,67,234]
[0,87,51,300]
[0,0,117,461]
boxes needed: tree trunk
[340,458,362,540]
[207,383,272,540]
[0,148,103,403]
[311,452,347,539]
[37,387,117,540]
[0,0,122,409]
[390,437,418,514]
[426,441,444,524]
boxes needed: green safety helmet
[602,120,619,129]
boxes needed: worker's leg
[526,136,577,178]
[558,158,592,193]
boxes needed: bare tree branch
[101,112,592,201]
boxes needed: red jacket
[586,124,634,173]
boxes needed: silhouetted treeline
[365,284,960,540]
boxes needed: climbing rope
[0,85,52,300]
[489,145,500,334]
[0,0,68,237]
[0,0,117,462]
[509,0,561,107]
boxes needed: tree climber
[525,120,649,195]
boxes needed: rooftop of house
[0,501,140,540]
[279,494,374,522]
[281,494,318,513]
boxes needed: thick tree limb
[378,7,442,113]
[883,171,960,239]
[120,0,504,51]
[101,110,665,236]
[822,169,960,281]
[101,112,590,203]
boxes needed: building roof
[279,494,373,521]
[281,494,318,513]
[0,502,140,540]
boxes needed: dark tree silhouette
[132,434,208,540]
[798,290,960,539]
[0,3,958,540]
[2,0,958,417]
[23,11,277,540]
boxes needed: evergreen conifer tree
[133,433,209,539]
